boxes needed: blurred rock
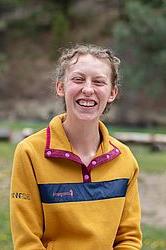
[0,128,10,141]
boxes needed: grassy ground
[0,142,13,249]
[142,225,166,250]
[0,119,47,131]
[0,206,12,250]
[109,125,166,173]
[0,121,166,249]
[108,124,166,134]
[1,119,166,133]
[129,144,166,173]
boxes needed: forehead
[66,54,111,77]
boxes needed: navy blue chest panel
[38,178,129,204]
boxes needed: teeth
[77,100,96,107]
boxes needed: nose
[82,80,94,96]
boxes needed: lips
[76,99,97,107]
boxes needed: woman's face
[56,54,118,122]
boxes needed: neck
[63,116,101,157]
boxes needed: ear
[107,86,118,103]
[56,81,65,97]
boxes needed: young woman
[10,44,142,249]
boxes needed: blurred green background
[0,0,166,249]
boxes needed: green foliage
[51,10,69,59]
[0,0,25,5]
[2,1,71,57]
[0,19,7,30]
[7,5,52,38]
[125,2,165,49]
[0,53,8,73]
[113,1,166,100]
[135,0,165,8]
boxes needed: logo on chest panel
[53,189,74,197]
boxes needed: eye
[93,80,106,86]
[71,77,84,84]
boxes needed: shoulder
[15,128,46,156]
[110,135,132,154]
[109,135,139,172]
[99,120,139,171]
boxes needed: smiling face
[56,54,118,122]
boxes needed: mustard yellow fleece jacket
[10,114,142,250]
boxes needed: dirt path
[139,172,166,228]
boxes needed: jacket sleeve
[10,142,46,250]
[113,156,142,250]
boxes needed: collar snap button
[46,150,52,156]
[65,152,70,158]
[91,160,97,165]
[106,154,110,159]
[84,175,89,180]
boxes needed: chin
[74,112,100,122]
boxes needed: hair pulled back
[55,44,120,88]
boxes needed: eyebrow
[71,71,85,76]
[71,71,107,79]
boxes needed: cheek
[64,86,79,104]
[99,87,112,101]
[65,82,81,95]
